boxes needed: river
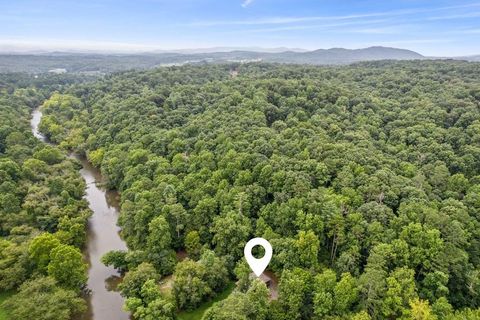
[30,108,130,320]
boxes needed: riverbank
[31,107,129,320]
[74,154,129,320]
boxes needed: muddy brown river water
[31,108,130,320]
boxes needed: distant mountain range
[0,46,477,74]
[149,46,310,54]
[263,46,424,64]
[458,55,480,62]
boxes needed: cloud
[376,39,454,46]
[427,11,480,20]
[186,13,393,27]
[186,2,480,27]
[229,19,389,34]
[351,27,401,34]
[451,28,480,34]
[0,39,167,53]
[241,0,254,8]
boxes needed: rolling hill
[0,46,425,73]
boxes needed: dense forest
[0,74,94,320]
[2,60,480,320]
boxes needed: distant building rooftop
[48,68,67,74]
[248,271,279,300]
[249,272,272,287]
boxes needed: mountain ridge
[3,46,477,74]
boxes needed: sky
[1,0,480,56]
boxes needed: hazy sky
[1,0,480,56]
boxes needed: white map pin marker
[244,237,272,277]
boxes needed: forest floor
[159,275,174,294]
[177,282,235,320]
[0,291,13,320]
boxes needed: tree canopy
[0,74,90,320]
[3,60,480,319]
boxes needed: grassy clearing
[177,283,235,320]
[0,291,13,320]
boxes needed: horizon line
[0,42,478,58]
